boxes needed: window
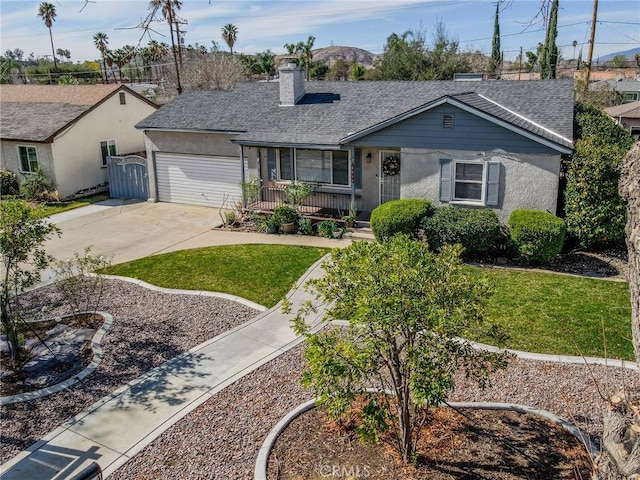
[439,159,500,206]
[454,162,484,201]
[276,148,350,186]
[100,140,117,167]
[622,92,639,103]
[18,146,38,173]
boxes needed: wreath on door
[382,155,401,176]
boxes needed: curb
[1,312,113,405]
[254,398,598,480]
[331,321,638,370]
[99,275,268,312]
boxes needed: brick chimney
[279,60,305,106]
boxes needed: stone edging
[0,311,113,406]
[254,397,598,480]
[331,320,639,371]
[99,274,267,312]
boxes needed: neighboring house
[590,79,640,104]
[0,84,157,199]
[136,64,574,221]
[605,101,640,140]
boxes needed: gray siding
[352,104,559,154]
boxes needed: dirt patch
[267,405,593,480]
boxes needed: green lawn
[468,267,633,361]
[38,194,110,218]
[104,244,330,308]
[103,244,633,361]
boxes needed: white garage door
[154,153,247,207]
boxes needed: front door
[379,150,401,205]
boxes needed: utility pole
[584,0,598,94]
[518,46,523,80]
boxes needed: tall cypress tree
[488,2,501,76]
[541,0,559,79]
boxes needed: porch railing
[249,186,353,217]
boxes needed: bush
[508,210,566,264]
[20,170,55,202]
[370,199,434,242]
[298,218,313,235]
[0,170,19,196]
[563,103,634,248]
[273,205,297,225]
[421,207,501,255]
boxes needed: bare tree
[596,142,640,480]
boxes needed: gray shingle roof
[137,79,574,149]
[1,102,90,142]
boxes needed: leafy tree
[423,21,471,80]
[488,1,502,76]
[289,236,508,463]
[253,49,275,80]
[539,0,558,79]
[56,48,71,61]
[221,23,238,56]
[611,54,628,69]
[564,104,634,248]
[371,30,427,80]
[37,2,58,72]
[0,57,18,84]
[308,60,328,80]
[1,200,60,363]
[524,50,538,72]
[351,62,366,80]
[93,32,109,83]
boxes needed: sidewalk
[1,257,329,479]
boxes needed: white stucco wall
[400,148,561,222]
[143,131,258,201]
[0,141,55,189]
[50,90,157,198]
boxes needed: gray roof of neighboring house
[137,79,574,149]
[1,102,91,142]
[591,80,640,93]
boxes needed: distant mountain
[312,46,379,67]
[599,47,640,62]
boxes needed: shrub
[370,199,434,242]
[273,205,297,225]
[508,209,566,264]
[563,103,634,249]
[298,218,313,235]
[421,207,501,256]
[0,170,19,196]
[20,170,55,202]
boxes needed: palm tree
[93,32,109,83]
[299,35,315,80]
[221,24,238,56]
[283,43,299,55]
[149,0,183,93]
[254,50,275,81]
[37,2,58,72]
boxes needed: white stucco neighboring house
[604,101,640,140]
[136,65,574,221]
[0,84,157,199]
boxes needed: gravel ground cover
[0,279,259,463]
[110,343,638,479]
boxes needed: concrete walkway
[1,257,329,479]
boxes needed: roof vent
[443,114,454,128]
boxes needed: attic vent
[119,92,126,105]
[443,114,454,128]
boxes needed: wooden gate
[107,155,149,200]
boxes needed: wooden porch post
[348,146,356,205]
[239,144,246,208]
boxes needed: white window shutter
[439,159,453,202]
[485,161,501,206]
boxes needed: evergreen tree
[540,0,559,79]
[488,2,501,76]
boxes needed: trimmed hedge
[508,209,566,264]
[370,199,434,242]
[0,170,19,196]
[421,206,501,255]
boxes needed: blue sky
[0,0,638,64]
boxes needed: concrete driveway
[40,199,350,284]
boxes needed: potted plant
[342,201,358,228]
[274,205,297,234]
[264,214,280,234]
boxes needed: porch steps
[346,224,374,241]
